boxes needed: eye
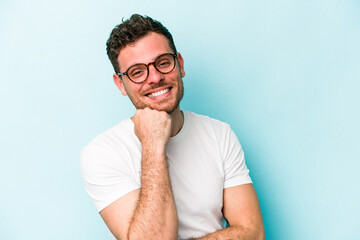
[129,66,146,78]
[157,60,171,68]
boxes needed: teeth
[148,88,169,98]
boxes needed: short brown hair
[106,14,177,73]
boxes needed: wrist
[142,141,166,156]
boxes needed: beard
[127,79,184,114]
[166,80,184,114]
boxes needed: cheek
[125,84,143,97]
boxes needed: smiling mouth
[146,87,171,98]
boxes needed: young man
[81,14,264,240]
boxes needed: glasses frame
[117,53,178,84]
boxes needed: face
[113,32,185,114]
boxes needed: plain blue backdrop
[1,0,359,239]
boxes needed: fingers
[133,108,172,147]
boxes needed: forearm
[128,145,178,240]
[190,225,264,240]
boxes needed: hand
[132,107,172,148]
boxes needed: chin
[151,103,179,114]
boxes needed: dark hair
[106,14,177,73]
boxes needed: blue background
[1,0,359,239]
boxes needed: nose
[146,63,164,84]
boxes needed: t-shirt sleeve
[214,122,252,188]
[80,144,140,212]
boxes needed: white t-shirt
[81,111,252,239]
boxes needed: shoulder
[83,118,136,151]
[185,111,232,134]
[80,118,138,171]
[181,111,236,151]
[80,119,141,212]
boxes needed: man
[81,14,264,240]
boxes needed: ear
[177,52,185,78]
[113,73,128,96]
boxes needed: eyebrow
[121,52,173,73]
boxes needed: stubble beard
[128,79,184,114]
[167,83,183,114]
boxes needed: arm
[190,184,264,240]
[100,108,178,240]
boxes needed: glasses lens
[155,54,175,74]
[128,64,148,83]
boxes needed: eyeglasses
[117,53,178,83]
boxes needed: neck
[169,106,184,137]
